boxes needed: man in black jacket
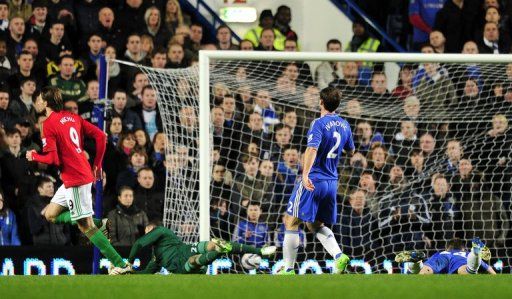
[25,177,71,245]
[133,167,164,221]
[478,22,509,54]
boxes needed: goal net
[117,52,512,274]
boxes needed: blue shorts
[286,179,337,224]
[424,252,466,274]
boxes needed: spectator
[478,22,509,54]
[392,64,414,100]
[433,0,467,53]
[216,25,238,50]
[239,39,254,51]
[406,149,429,193]
[443,139,463,178]
[402,96,422,127]
[367,143,391,190]
[273,5,298,49]
[419,132,438,167]
[187,23,203,55]
[0,128,31,213]
[102,45,122,96]
[475,6,511,50]
[211,163,234,201]
[164,0,189,36]
[128,71,149,108]
[124,33,149,66]
[134,128,151,152]
[354,120,384,155]
[142,6,171,50]
[368,72,395,104]
[241,112,269,155]
[276,146,300,195]
[97,7,124,54]
[315,39,343,90]
[149,132,167,169]
[133,167,164,221]
[244,9,282,50]
[140,34,154,57]
[40,21,72,63]
[107,186,148,246]
[413,62,457,113]
[345,19,381,74]
[111,89,142,132]
[0,190,21,245]
[7,50,37,95]
[117,0,146,36]
[104,131,137,195]
[8,0,31,21]
[0,38,15,83]
[282,109,302,147]
[132,85,162,141]
[253,88,279,134]
[9,77,36,120]
[268,124,292,162]
[283,39,314,87]
[274,62,305,103]
[429,30,446,53]
[256,27,277,51]
[359,172,379,216]
[77,79,98,123]
[107,116,123,147]
[6,16,25,59]
[210,197,234,241]
[408,0,444,50]
[425,174,458,250]
[391,119,418,166]
[81,34,103,82]
[338,189,377,258]
[330,61,363,99]
[233,202,269,247]
[22,38,45,81]
[233,155,265,204]
[116,149,148,191]
[0,1,8,36]
[150,47,168,69]
[25,0,50,44]
[14,117,39,151]
[0,89,16,128]
[378,165,430,253]
[25,177,71,245]
[166,42,188,68]
[48,55,87,102]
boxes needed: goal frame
[198,50,512,242]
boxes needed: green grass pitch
[1,275,511,299]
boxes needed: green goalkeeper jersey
[128,226,188,274]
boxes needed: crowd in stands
[0,0,510,269]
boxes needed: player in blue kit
[280,87,355,275]
[395,238,496,275]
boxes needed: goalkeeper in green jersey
[118,221,277,274]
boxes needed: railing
[330,0,406,53]
[179,0,242,44]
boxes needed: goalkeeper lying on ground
[113,221,276,274]
[395,238,496,275]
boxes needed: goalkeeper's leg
[184,252,222,273]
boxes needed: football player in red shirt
[26,87,132,274]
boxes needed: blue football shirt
[306,114,354,181]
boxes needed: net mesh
[123,58,512,273]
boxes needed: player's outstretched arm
[302,147,318,191]
[28,149,60,166]
[128,227,166,264]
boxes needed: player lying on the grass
[116,221,277,274]
[395,238,496,275]
[26,87,132,275]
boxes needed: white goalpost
[116,51,512,273]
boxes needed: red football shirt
[38,111,106,188]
